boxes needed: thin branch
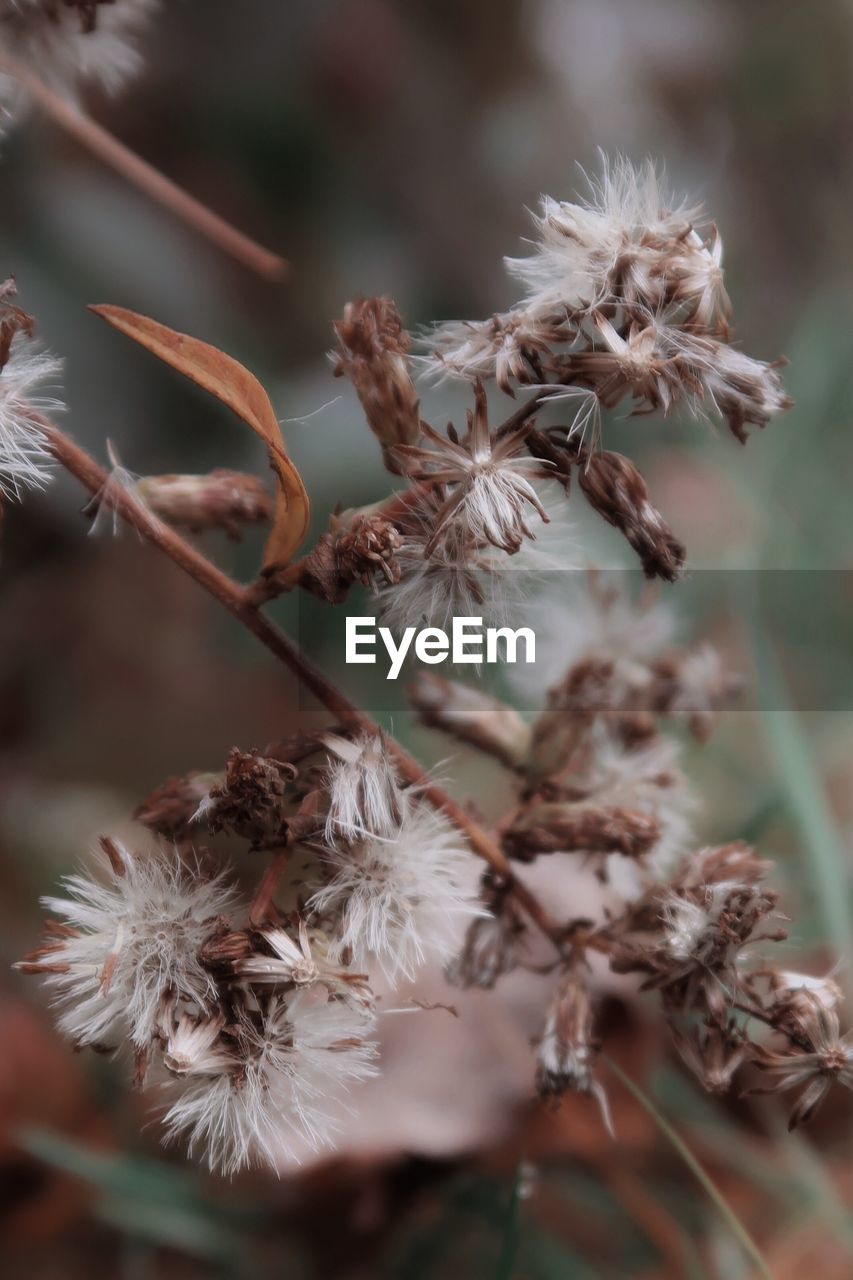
[0,55,287,282]
[32,411,568,952]
[249,848,290,927]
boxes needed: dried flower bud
[610,843,783,1017]
[766,969,843,1040]
[332,296,421,470]
[322,731,405,843]
[134,771,222,840]
[0,277,34,369]
[135,470,272,540]
[748,995,853,1129]
[579,451,685,582]
[0,284,61,501]
[334,512,402,588]
[445,876,525,988]
[395,382,548,555]
[505,801,660,864]
[298,510,402,605]
[536,967,612,1133]
[202,748,297,850]
[678,335,793,443]
[650,645,741,740]
[671,1019,746,1094]
[410,671,532,771]
[198,928,253,971]
[163,1012,233,1078]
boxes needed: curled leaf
[90,305,310,569]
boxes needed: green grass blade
[741,589,853,963]
[495,1162,524,1280]
[605,1059,774,1280]
[18,1127,253,1266]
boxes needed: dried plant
[9,159,846,1178]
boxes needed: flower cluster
[303,157,790,640]
[13,157,839,1174]
[20,730,484,1170]
[17,837,377,1174]
[423,156,790,446]
[419,575,853,1128]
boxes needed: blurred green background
[0,1,852,1276]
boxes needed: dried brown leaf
[90,305,310,568]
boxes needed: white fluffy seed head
[164,1012,233,1078]
[505,155,700,316]
[323,732,406,843]
[585,734,696,887]
[308,801,484,985]
[0,341,62,498]
[162,991,377,1175]
[38,841,241,1048]
[509,577,676,703]
[0,0,159,125]
[374,482,575,640]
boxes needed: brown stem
[732,999,811,1050]
[494,388,556,438]
[249,848,290,927]
[1,55,287,283]
[33,413,568,951]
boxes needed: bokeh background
[1,1,852,1276]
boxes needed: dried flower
[611,843,783,1016]
[0,324,61,499]
[200,748,297,850]
[519,678,695,884]
[163,991,377,1174]
[674,333,792,443]
[671,1019,747,1094]
[396,383,548,555]
[421,156,790,455]
[309,800,483,985]
[323,731,406,843]
[18,839,241,1049]
[135,470,273,540]
[134,771,223,840]
[422,310,571,394]
[578,450,686,582]
[237,919,370,1005]
[164,1012,233,1078]
[536,967,612,1133]
[445,876,525,989]
[749,996,853,1129]
[505,157,701,317]
[332,296,421,471]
